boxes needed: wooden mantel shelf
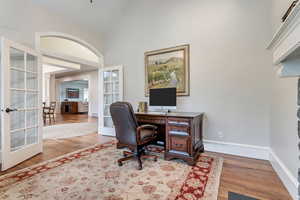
[267,2,300,77]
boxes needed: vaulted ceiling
[32,0,129,35]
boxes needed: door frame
[1,37,43,170]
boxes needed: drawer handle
[169,150,189,156]
[169,131,189,136]
[168,121,189,126]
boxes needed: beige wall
[104,0,273,147]
[270,0,298,188]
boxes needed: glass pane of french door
[102,69,121,129]
[103,69,113,128]
[9,49,39,151]
[100,66,123,136]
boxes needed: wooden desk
[135,112,204,165]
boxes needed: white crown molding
[274,41,300,65]
[267,2,300,78]
[268,2,300,50]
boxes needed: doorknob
[5,108,18,113]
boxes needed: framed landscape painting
[145,44,190,96]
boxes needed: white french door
[99,66,123,136]
[1,38,43,170]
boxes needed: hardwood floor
[0,114,292,200]
[44,113,97,126]
[208,152,292,200]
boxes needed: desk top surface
[135,111,203,118]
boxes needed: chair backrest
[50,102,56,110]
[110,102,138,146]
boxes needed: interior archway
[35,32,104,67]
[35,32,103,140]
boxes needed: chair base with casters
[117,143,158,170]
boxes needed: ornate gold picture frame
[144,44,190,96]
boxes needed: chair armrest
[137,124,158,132]
[136,124,158,144]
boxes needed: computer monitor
[149,88,176,110]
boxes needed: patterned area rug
[0,141,223,200]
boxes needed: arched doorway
[35,32,103,66]
[35,32,104,139]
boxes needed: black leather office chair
[110,102,158,170]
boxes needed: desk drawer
[168,126,190,136]
[167,117,190,127]
[169,135,191,155]
[136,116,165,124]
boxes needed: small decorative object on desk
[282,0,299,22]
[138,102,148,112]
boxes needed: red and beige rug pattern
[0,141,223,200]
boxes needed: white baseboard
[203,139,270,160]
[269,150,298,200]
